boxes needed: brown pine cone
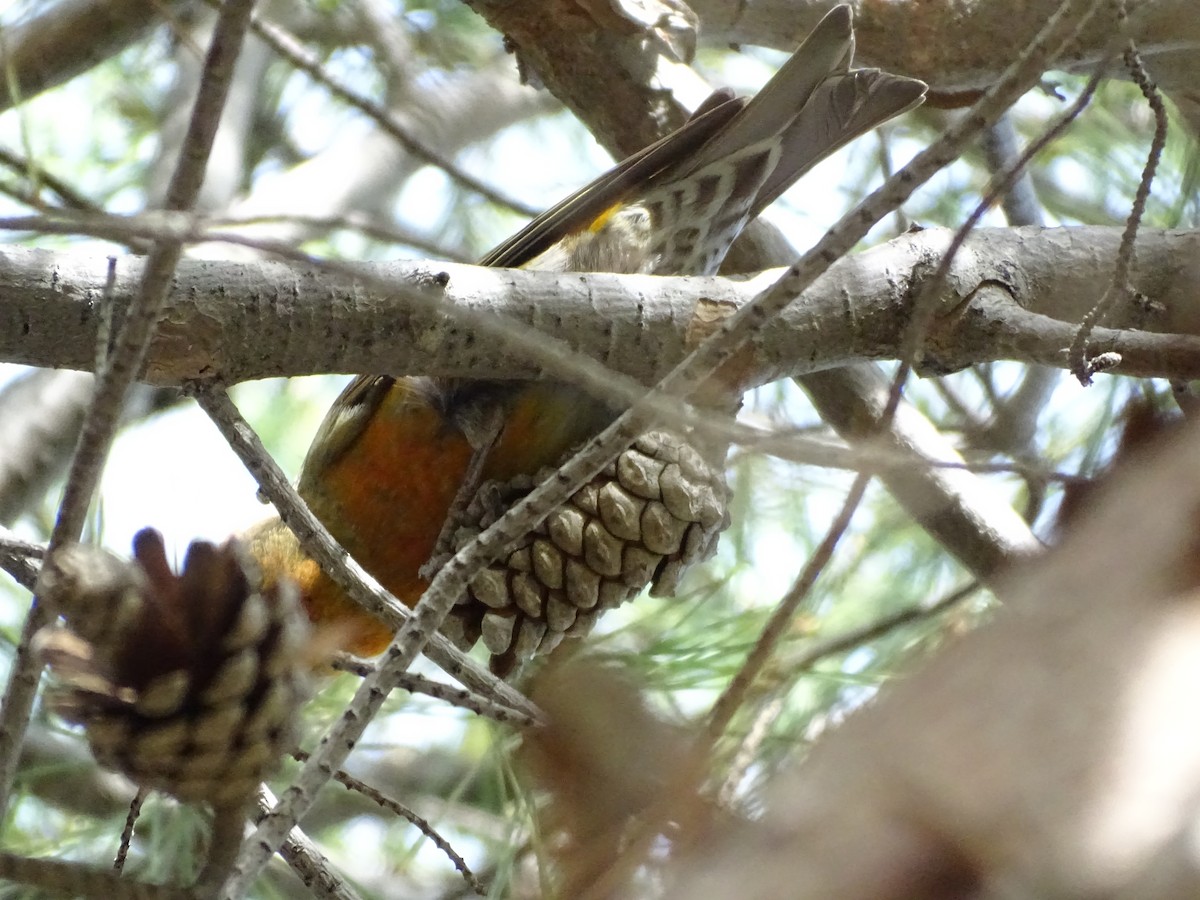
[442,430,729,676]
[35,528,311,809]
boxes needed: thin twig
[715,691,785,808]
[1069,20,1169,383]
[208,212,472,261]
[0,555,39,592]
[0,146,101,211]
[239,6,538,218]
[114,788,148,873]
[95,256,118,375]
[331,656,538,728]
[777,581,982,674]
[291,748,487,896]
[705,471,873,743]
[0,523,50,590]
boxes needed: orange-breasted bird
[246,6,926,666]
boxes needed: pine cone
[442,431,729,675]
[35,529,311,809]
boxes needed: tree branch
[0,226,1196,386]
[688,0,1198,94]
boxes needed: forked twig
[291,748,487,896]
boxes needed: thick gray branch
[688,0,1198,94]
[0,226,1197,387]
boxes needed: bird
[245,5,926,669]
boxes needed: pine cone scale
[448,429,730,676]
